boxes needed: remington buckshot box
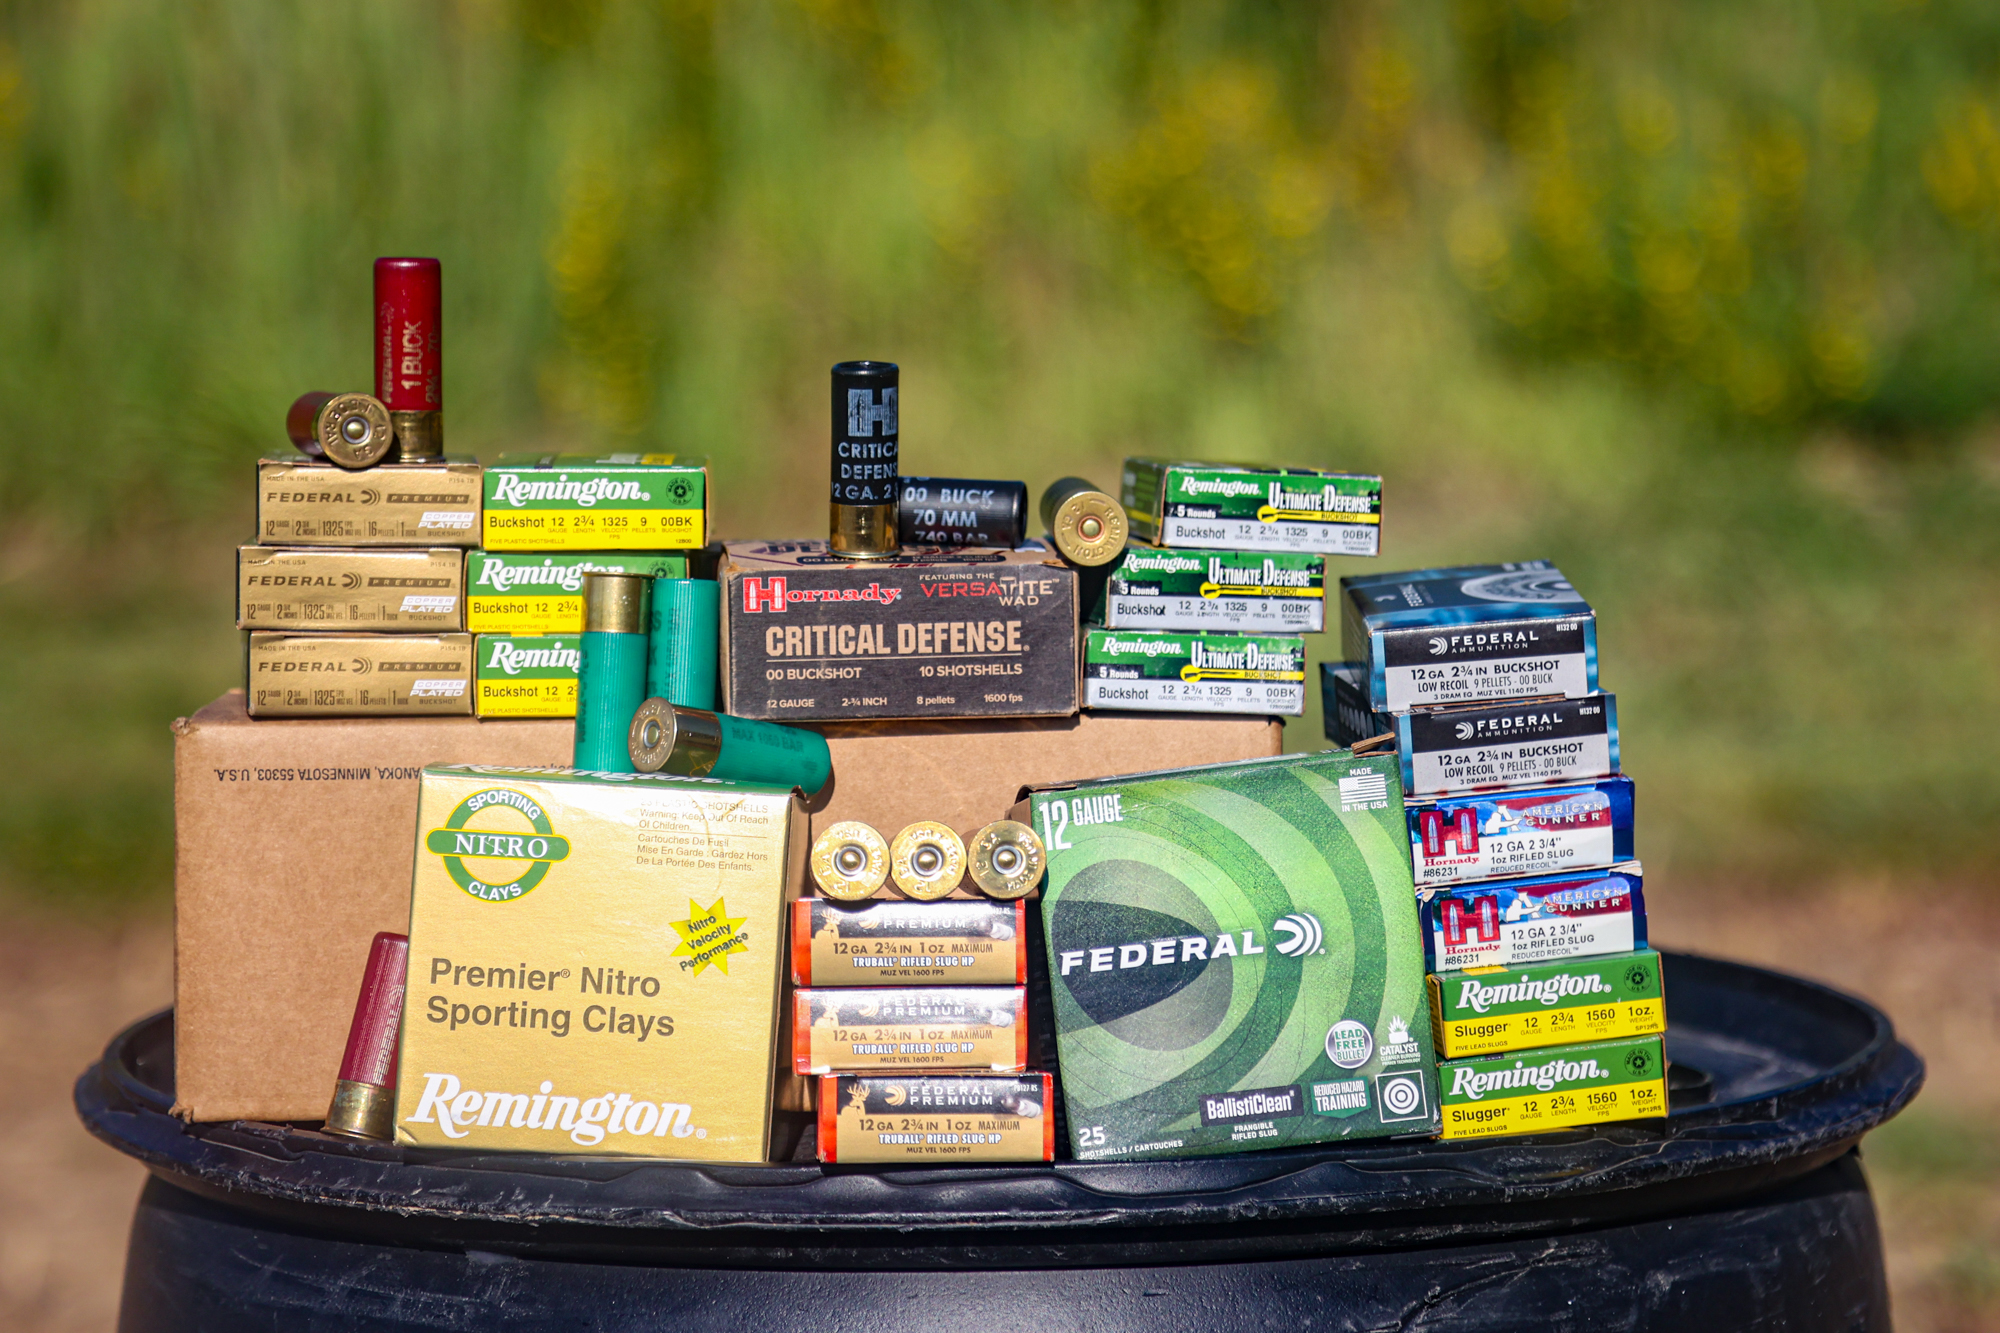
[482,453,708,551]
[246,632,474,717]
[237,547,466,631]
[1439,1035,1666,1140]
[1340,562,1599,712]
[1083,629,1307,716]
[1428,948,1665,1059]
[1021,750,1438,1161]
[1421,862,1646,971]
[1121,459,1383,556]
[395,765,806,1159]
[792,987,1028,1074]
[256,455,482,547]
[1408,776,1634,888]
[791,899,1026,987]
[817,1074,1055,1163]
[1100,547,1326,633]
[466,552,689,635]
[475,635,581,718]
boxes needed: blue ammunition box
[1407,776,1635,888]
[1419,862,1646,972]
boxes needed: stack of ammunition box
[1324,563,1669,1140]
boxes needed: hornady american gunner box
[1121,459,1382,556]
[791,899,1026,987]
[1099,546,1326,633]
[1408,776,1634,888]
[1439,1035,1666,1140]
[256,455,482,547]
[481,453,707,551]
[792,987,1028,1074]
[1421,862,1646,972]
[1340,562,1599,712]
[1428,948,1665,1059]
[718,541,1077,722]
[818,1074,1055,1163]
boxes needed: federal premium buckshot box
[790,899,1026,987]
[1099,546,1326,633]
[256,455,483,547]
[817,1073,1055,1163]
[792,987,1028,1075]
[475,635,581,718]
[481,453,708,551]
[466,552,689,635]
[1439,1035,1667,1140]
[1121,458,1383,556]
[1083,629,1306,716]
[1421,862,1646,972]
[237,547,466,631]
[245,632,473,718]
[1428,948,1665,1059]
[1408,776,1634,888]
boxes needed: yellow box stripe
[475,680,578,718]
[466,596,587,636]
[481,508,705,551]
[1440,1076,1668,1140]
[1433,998,1665,1059]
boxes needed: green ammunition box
[466,552,690,635]
[1100,546,1326,634]
[1428,948,1665,1059]
[1438,1034,1668,1140]
[1083,629,1306,715]
[482,453,708,551]
[1120,458,1382,556]
[475,634,581,718]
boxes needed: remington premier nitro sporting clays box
[1420,862,1646,972]
[475,635,581,718]
[481,453,707,551]
[1439,1035,1666,1140]
[1083,629,1307,716]
[1408,776,1635,888]
[1121,459,1382,556]
[1021,750,1438,1161]
[1100,546,1327,633]
[466,552,689,635]
[1428,948,1665,1059]
[237,547,466,631]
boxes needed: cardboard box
[817,1073,1055,1163]
[245,632,474,718]
[255,455,482,547]
[1120,458,1382,555]
[1100,546,1326,633]
[237,547,466,631]
[718,540,1078,722]
[1421,861,1646,972]
[465,552,689,635]
[171,692,573,1123]
[1082,628,1306,716]
[1428,948,1666,1059]
[790,899,1026,987]
[792,987,1028,1074]
[474,634,580,718]
[1438,1035,1666,1140]
[1408,776,1635,888]
[481,453,707,551]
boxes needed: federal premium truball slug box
[481,453,707,551]
[255,455,483,547]
[790,899,1027,987]
[236,547,466,631]
[791,987,1029,1074]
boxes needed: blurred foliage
[0,0,1994,908]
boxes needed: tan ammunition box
[790,899,1026,987]
[236,547,466,631]
[817,1073,1055,1163]
[255,455,482,547]
[793,987,1028,1074]
[245,632,473,717]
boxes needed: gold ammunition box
[255,455,483,548]
[790,899,1026,987]
[245,633,473,718]
[236,547,466,631]
[793,987,1028,1074]
[817,1073,1055,1164]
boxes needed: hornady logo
[477,559,632,593]
[405,1072,703,1145]
[485,640,580,675]
[1455,970,1612,1013]
[1428,628,1547,656]
[1449,1054,1609,1100]
[1452,712,1562,741]
[1055,912,1324,974]
[741,577,903,612]
[490,474,651,507]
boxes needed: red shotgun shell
[284,391,395,469]
[323,931,410,1140]
[374,258,443,459]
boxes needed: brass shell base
[810,821,891,901]
[967,820,1047,900]
[323,1079,395,1141]
[389,410,444,461]
[890,821,967,901]
[829,503,900,560]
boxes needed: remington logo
[1449,1055,1608,1100]
[1456,971,1613,1013]
[1100,636,1186,657]
[491,474,651,508]
[485,640,580,675]
[476,559,627,594]
[1178,476,1263,498]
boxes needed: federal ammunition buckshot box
[792,987,1028,1074]
[466,552,689,635]
[1428,948,1665,1059]
[1121,458,1383,556]
[718,541,1078,722]
[1439,1035,1667,1140]
[1100,547,1327,633]
[791,899,1027,987]
[246,632,473,717]
[1421,862,1646,971]
[256,455,483,547]
[475,635,581,718]
[1408,776,1634,887]
[482,453,708,551]
[237,547,466,631]
[1083,629,1306,716]
[817,1073,1055,1163]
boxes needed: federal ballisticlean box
[1421,862,1646,972]
[482,453,707,551]
[1439,1034,1666,1140]
[474,635,581,718]
[1100,546,1326,633]
[466,552,689,635]
[1428,948,1665,1059]
[1083,629,1306,716]
[1121,458,1382,556]
[1408,777,1634,887]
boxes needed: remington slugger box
[719,541,1078,722]
[481,453,708,551]
[256,455,483,547]
[1099,546,1326,633]
[1120,459,1382,556]
[237,547,466,631]
[1019,750,1438,1161]
[466,552,689,635]
[396,765,806,1159]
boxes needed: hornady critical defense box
[1341,562,1598,712]
[1100,546,1326,633]
[818,1073,1054,1163]
[475,635,580,718]
[1439,1035,1666,1140]
[466,552,689,635]
[257,455,483,547]
[246,632,473,717]
[1083,629,1306,716]
[793,987,1028,1074]
[481,453,707,551]
[719,541,1077,722]
[396,765,806,1159]
[1021,750,1438,1161]
[1121,459,1382,556]
[237,547,466,631]
[1409,776,1634,888]
[1421,862,1646,972]
[1322,664,1620,796]
[791,899,1026,987]
[1428,948,1665,1059]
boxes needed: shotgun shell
[967,820,1046,900]
[324,931,410,1141]
[890,821,966,901]
[829,360,899,559]
[374,257,443,459]
[897,477,1028,549]
[574,572,651,773]
[646,577,720,710]
[627,698,833,793]
[1039,476,1127,567]
[285,392,395,470]
[810,821,892,902]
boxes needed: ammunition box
[1083,629,1306,716]
[717,541,1079,722]
[817,1073,1055,1164]
[466,552,689,635]
[791,898,1027,987]
[1421,862,1646,972]
[1100,546,1326,633]
[481,453,707,551]
[245,633,473,718]
[1438,1035,1667,1140]
[395,765,807,1159]
[1408,776,1635,888]
[1022,749,1439,1160]
[1121,458,1383,556]
[1428,948,1665,1059]
[255,455,482,547]
[792,987,1028,1075]
[475,635,581,718]
[236,547,466,631]
[1340,562,1599,713]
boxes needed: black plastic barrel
[79,951,1921,1332]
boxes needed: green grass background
[0,0,1995,910]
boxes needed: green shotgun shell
[573,572,651,773]
[627,698,833,795]
[647,577,720,710]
